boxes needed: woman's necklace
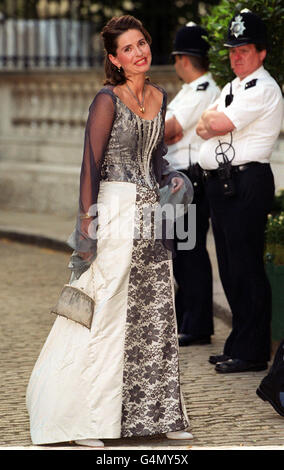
[125,83,146,113]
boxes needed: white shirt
[165,72,220,169]
[198,66,284,170]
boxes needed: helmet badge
[230,15,246,38]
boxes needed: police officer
[256,338,284,417]
[196,10,284,372]
[164,23,220,346]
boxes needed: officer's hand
[166,131,183,145]
[196,109,235,139]
[196,117,212,140]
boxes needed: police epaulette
[245,79,258,89]
[196,81,209,91]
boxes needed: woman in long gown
[26,15,192,447]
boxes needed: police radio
[216,82,236,197]
[225,82,234,107]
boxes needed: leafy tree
[0,0,39,18]
[201,0,284,90]
[0,1,221,64]
[87,0,220,65]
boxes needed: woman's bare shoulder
[147,82,167,109]
[148,82,165,97]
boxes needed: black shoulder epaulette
[196,81,209,91]
[245,79,258,90]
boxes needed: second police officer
[164,23,220,347]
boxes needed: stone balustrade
[0,68,283,216]
[0,68,180,215]
[1,68,180,140]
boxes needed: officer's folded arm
[196,108,235,140]
[165,116,184,145]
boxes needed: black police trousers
[174,169,214,337]
[205,162,275,362]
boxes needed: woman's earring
[117,66,121,73]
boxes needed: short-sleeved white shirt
[198,66,284,170]
[165,72,220,169]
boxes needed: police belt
[179,164,204,198]
[180,163,203,180]
[203,161,262,179]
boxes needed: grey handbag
[51,284,94,329]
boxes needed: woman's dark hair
[101,15,152,86]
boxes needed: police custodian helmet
[224,9,267,47]
[172,22,209,58]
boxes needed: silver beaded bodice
[100,95,164,190]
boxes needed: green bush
[265,191,284,265]
[265,211,284,265]
[272,189,284,213]
[201,0,284,90]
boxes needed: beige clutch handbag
[51,284,94,329]
[51,263,95,329]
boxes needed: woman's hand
[170,176,184,194]
[77,217,93,261]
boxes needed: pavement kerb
[0,228,72,253]
[0,225,232,326]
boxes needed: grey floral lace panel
[101,96,163,190]
[121,186,189,437]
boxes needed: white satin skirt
[26,182,189,445]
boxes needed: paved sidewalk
[0,209,283,450]
[0,209,231,322]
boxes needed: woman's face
[109,28,151,77]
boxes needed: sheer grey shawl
[67,85,193,278]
